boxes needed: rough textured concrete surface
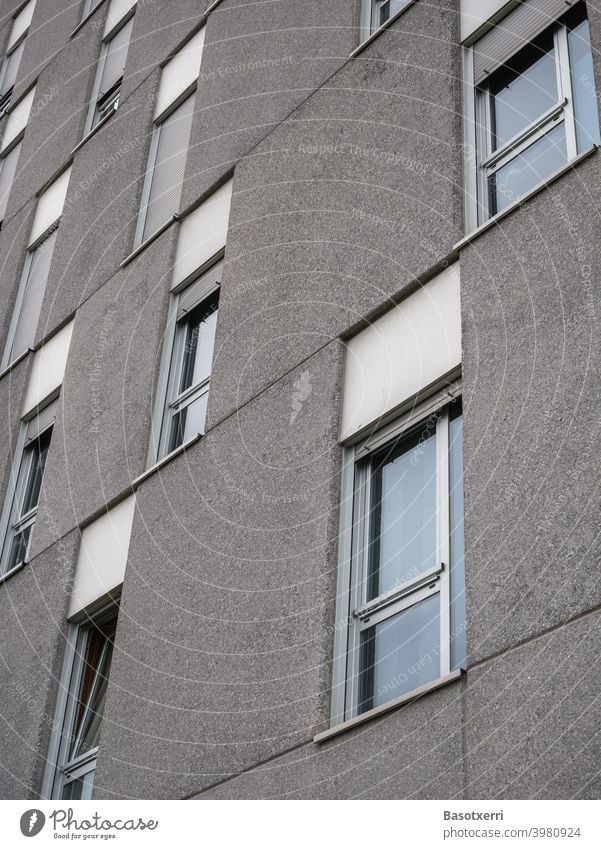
[207,0,462,424]
[465,609,601,799]
[30,221,178,559]
[94,342,343,798]
[0,0,599,802]
[196,679,465,800]
[461,157,601,665]
[0,532,79,798]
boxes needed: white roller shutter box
[22,320,74,416]
[0,140,20,219]
[8,0,35,49]
[171,179,232,289]
[103,0,136,37]
[1,85,35,153]
[68,495,136,618]
[29,166,71,245]
[155,26,205,120]
[340,263,462,442]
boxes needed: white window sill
[204,0,226,15]
[0,347,31,382]
[132,433,202,488]
[350,1,417,59]
[71,110,114,157]
[121,214,178,269]
[314,668,463,744]
[457,144,598,251]
[0,560,27,586]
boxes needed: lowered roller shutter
[176,260,222,319]
[474,0,575,83]
[142,92,194,242]
[99,15,133,94]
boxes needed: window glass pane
[489,122,567,213]
[568,18,601,151]
[72,656,111,757]
[449,404,466,670]
[367,424,437,600]
[62,770,95,801]
[0,140,21,221]
[168,391,208,452]
[9,230,58,361]
[6,525,32,571]
[20,427,51,515]
[372,1,406,31]
[98,16,133,99]
[359,593,440,713]
[70,618,116,761]
[62,777,85,800]
[1,40,24,97]
[142,94,194,242]
[179,297,218,394]
[93,83,121,126]
[3,427,51,573]
[489,32,557,151]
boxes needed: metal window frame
[0,400,56,578]
[0,105,27,157]
[95,77,122,122]
[133,120,161,248]
[1,220,59,369]
[360,0,412,41]
[160,316,211,451]
[330,391,459,725]
[147,253,222,466]
[41,600,119,801]
[0,28,28,113]
[0,136,22,223]
[465,8,587,228]
[83,10,133,136]
[133,85,196,249]
[81,0,104,23]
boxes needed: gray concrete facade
[0,0,600,800]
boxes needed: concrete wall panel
[94,342,343,798]
[31,223,176,559]
[0,532,79,799]
[196,680,465,800]
[460,157,601,665]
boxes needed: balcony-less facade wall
[0,0,599,800]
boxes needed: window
[332,394,465,723]
[0,85,35,225]
[0,139,20,222]
[84,12,133,133]
[0,40,24,113]
[361,0,411,37]
[4,228,58,364]
[134,27,205,247]
[47,605,119,800]
[0,401,55,577]
[151,259,221,461]
[466,1,600,226]
[0,0,35,114]
[2,166,71,368]
[135,92,194,245]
